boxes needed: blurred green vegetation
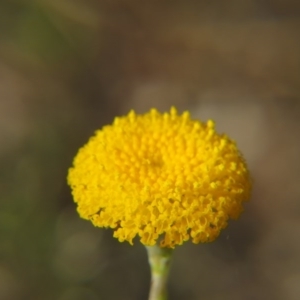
[0,1,141,299]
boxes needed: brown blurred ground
[0,1,300,299]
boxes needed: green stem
[146,245,173,300]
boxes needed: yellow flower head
[68,107,251,248]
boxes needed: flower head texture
[68,107,251,248]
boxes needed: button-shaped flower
[68,107,251,248]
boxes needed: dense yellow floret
[67,107,251,248]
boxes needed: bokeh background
[1,1,300,299]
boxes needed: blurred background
[1,0,300,299]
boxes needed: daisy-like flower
[67,107,251,248]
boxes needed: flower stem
[146,245,173,300]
